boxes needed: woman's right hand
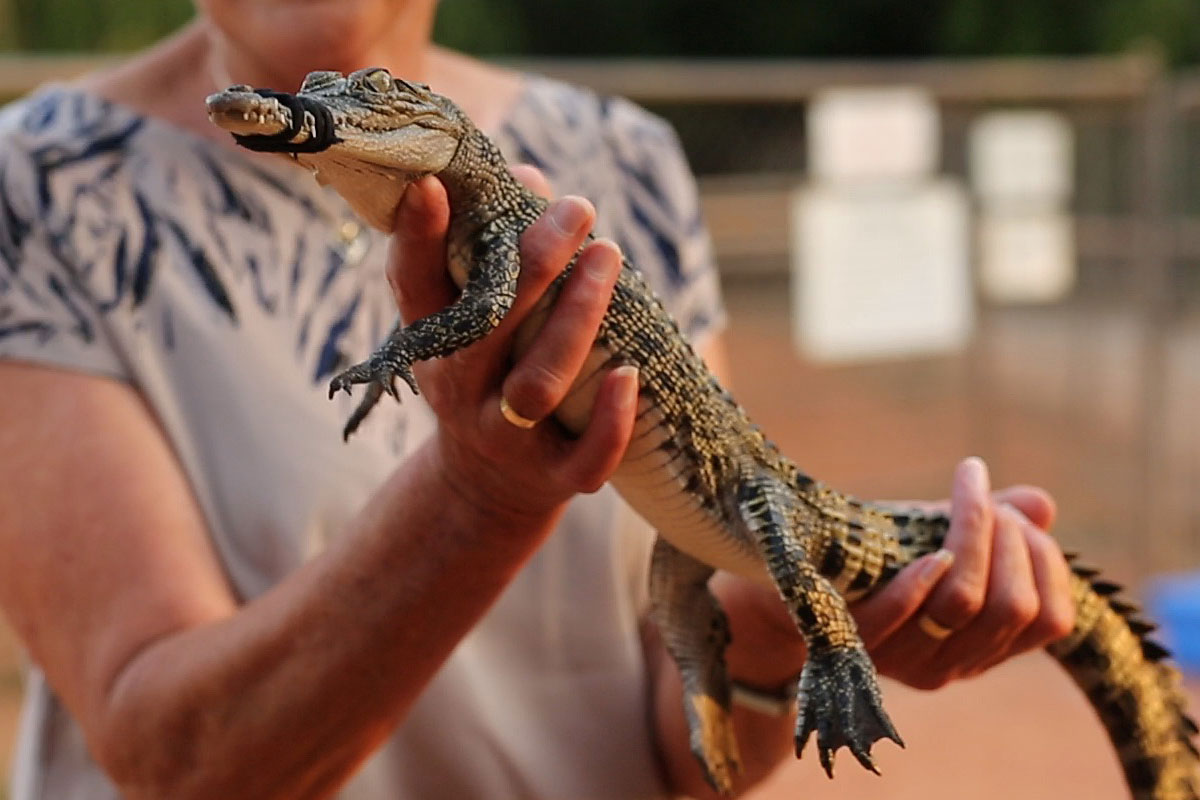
[383,171,639,524]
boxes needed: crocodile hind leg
[735,473,903,777]
[649,536,742,795]
[328,221,522,431]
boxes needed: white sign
[791,181,972,362]
[969,111,1074,206]
[978,213,1075,303]
[808,87,940,184]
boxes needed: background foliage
[1,0,1198,65]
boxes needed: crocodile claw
[328,357,419,400]
[795,645,902,778]
[329,354,420,440]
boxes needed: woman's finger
[455,195,595,369]
[934,503,1038,676]
[918,457,994,633]
[511,164,554,198]
[855,549,955,651]
[500,239,622,424]
[428,194,596,402]
[503,196,595,324]
[387,176,455,323]
[992,484,1057,531]
[978,525,1075,669]
[554,365,639,493]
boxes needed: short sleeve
[601,97,727,350]
[495,80,727,353]
[0,96,132,381]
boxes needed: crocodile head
[206,67,464,231]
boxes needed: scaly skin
[206,68,1199,798]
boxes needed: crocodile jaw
[206,88,298,139]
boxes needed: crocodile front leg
[735,471,903,777]
[328,221,520,435]
[650,536,741,795]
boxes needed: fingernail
[963,456,989,492]
[919,549,955,583]
[584,239,621,280]
[614,366,639,409]
[550,196,591,237]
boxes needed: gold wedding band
[917,613,954,641]
[499,396,538,429]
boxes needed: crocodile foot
[328,355,419,401]
[795,645,903,777]
[328,354,420,440]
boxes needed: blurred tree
[432,0,531,55]
[1096,0,1200,65]
[939,0,1200,64]
[433,0,1200,65]
[433,0,959,58]
[0,0,18,50]
[4,0,192,52]
[1,0,1197,66]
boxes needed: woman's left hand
[852,456,1077,689]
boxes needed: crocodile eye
[364,69,393,94]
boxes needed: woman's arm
[0,186,637,800]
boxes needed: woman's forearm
[99,438,560,800]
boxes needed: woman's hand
[384,171,638,524]
[853,456,1076,688]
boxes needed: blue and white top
[0,75,725,799]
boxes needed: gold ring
[917,613,954,641]
[499,396,538,429]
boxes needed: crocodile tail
[882,511,1199,798]
[1046,556,1199,800]
[885,508,948,557]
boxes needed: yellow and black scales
[207,68,1199,799]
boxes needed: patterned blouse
[0,75,724,799]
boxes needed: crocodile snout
[205,90,291,137]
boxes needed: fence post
[1134,54,1175,573]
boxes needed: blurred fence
[1,53,1198,574]
[525,55,1200,576]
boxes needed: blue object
[1147,571,1200,676]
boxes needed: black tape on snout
[231,89,342,154]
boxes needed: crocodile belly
[548,345,767,583]
[610,398,769,585]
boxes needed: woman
[0,2,1074,797]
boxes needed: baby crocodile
[206,68,1199,798]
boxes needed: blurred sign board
[808,87,940,183]
[978,213,1075,303]
[969,111,1074,206]
[791,182,972,362]
[969,110,1076,303]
